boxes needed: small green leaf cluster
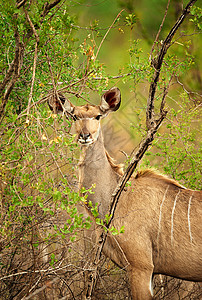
[190,5,202,30]
[87,200,99,218]
[125,13,137,29]
[96,216,125,236]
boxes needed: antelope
[48,87,202,299]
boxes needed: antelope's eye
[95,115,102,120]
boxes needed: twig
[149,0,171,61]
[26,42,38,119]
[46,52,57,91]
[0,263,89,281]
[160,73,174,114]
[23,9,39,119]
[94,9,124,62]
[23,8,39,43]
[16,0,27,9]
[23,278,59,300]
[45,52,69,117]
[46,72,132,85]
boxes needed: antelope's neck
[78,133,119,218]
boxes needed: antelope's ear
[48,93,74,114]
[99,87,121,113]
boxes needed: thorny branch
[85,0,198,298]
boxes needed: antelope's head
[48,87,121,146]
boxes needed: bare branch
[0,60,15,95]
[146,0,197,129]
[23,8,40,43]
[160,74,174,115]
[16,0,27,9]
[26,42,38,119]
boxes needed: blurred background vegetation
[0,0,201,299]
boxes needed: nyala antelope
[48,87,202,299]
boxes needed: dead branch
[85,0,198,298]
[16,0,27,9]
[40,0,63,19]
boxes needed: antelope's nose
[79,133,91,142]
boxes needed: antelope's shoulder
[135,169,193,190]
[134,169,201,197]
